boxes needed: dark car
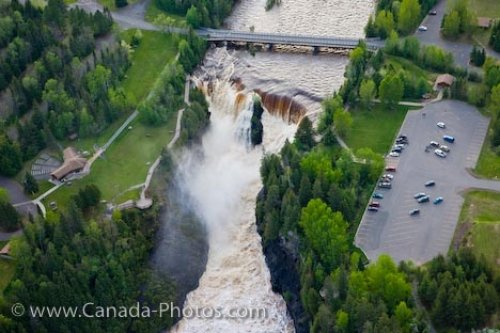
[414,192,427,199]
[417,195,430,203]
[429,10,437,15]
[392,146,403,153]
[373,192,384,199]
[425,180,435,187]
[385,166,397,172]
[368,206,379,212]
[443,135,455,143]
[433,197,444,205]
[369,201,381,208]
[409,209,420,216]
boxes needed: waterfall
[169,62,297,333]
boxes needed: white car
[383,174,394,180]
[437,122,446,129]
[418,25,428,31]
[389,152,400,157]
[434,149,447,158]
[439,145,450,152]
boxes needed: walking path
[135,75,190,209]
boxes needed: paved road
[355,100,499,264]
[415,0,500,67]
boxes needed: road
[415,0,500,67]
[355,100,499,264]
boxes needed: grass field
[475,122,500,179]
[384,56,435,82]
[345,105,410,154]
[121,30,178,105]
[469,0,500,18]
[45,116,177,207]
[145,0,187,26]
[457,191,500,275]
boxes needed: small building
[434,74,455,90]
[50,147,87,181]
[0,242,11,257]
[477,17,492,29]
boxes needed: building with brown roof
[434,74,455,90]
[50,147,87,181]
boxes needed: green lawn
[458,191,500,275]
[345,105,410,154]
[120,30,178,106]
[45,117,177,207]
[145,0,187,26]
[469,0,500,18]
[475,122,500,179]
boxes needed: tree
[375,10,395,39]
[295,117,315,151]
[0,187,10,203]
[299,199,349,270]
[334,108,353,138]
[490,21,500,52]
[398,0,421,35]
[359,79,376,108]
[115,0,128,8]
[0,201,20,231]
[23,172,39,195]
[379,74,404,108]
[186,6,202,28]
[0,135,23,176]
[470,45,485,66]
[131,29,143,48]
[442,10,461,39]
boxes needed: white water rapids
[170,60,296,333]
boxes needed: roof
[477,17,492,28]
[0,243,11,255]
[50,147,87,180]
[435,74,455,87]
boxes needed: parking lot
[355,100,500,264]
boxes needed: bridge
[196,28,384,51]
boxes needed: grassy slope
[44,30,178,207]
[145,0,187,26]
[475,121,500,179]
[457,191,500,275]
[345,105,410,154]
[469,0,500,18]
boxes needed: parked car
[437,122,446,128]
[389,151,400,157]
[439,145,450,152]
[398,135,408,140]
[417,195,430,203]
[429,10,437,15]
[409,209,420,216]
[385,166,397,172]
[396,138,408,144]
[369,201,381,208]
[443,135,455,143]
[373,192,384,199]
[394,144,406,149]
[378,182,392,189]
[430,141,440,147]
[418,25,428,31]
[383,174,394,180]
[434,149,447,158]
[368,206,379,212]
[425,180,436,187]
[414,192,427,199]
[392,146,403,153]
[433,196,444,205]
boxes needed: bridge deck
[197,29,383,50]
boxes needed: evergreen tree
[23,172,39,194]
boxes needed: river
[158,1,375,332]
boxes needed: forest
[256,40,500,333]
[0,0,126,177]
[155,0,236,28]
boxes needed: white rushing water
[170,0,374,331]
[170,64,297,333]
